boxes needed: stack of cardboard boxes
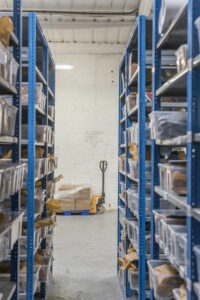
[48,185,91,212]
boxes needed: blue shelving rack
[22,13,56,300]
[150,0,200,299]
[0,1,22,299]
[118,16,152,300]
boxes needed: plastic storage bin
[19,265,41,294]
[194,283,200,300]
[129,160,151,181]
[195,17,200,52]
[194,245,200,282]
[149,111,187,140]
[1,101,17,136]
[166,163,187,196]
[175,233,187,269]
[128,269,150,290]
[48,105,55,119]
[175,44,188,72]
[21,82,46,111]
[148,260,184,300]
[153,210,186,244]
[119,207,126,227]
[119,155,126,173]
[126,94,137,114]
[8,55,19,87]
[118,268,125,288]
[0,42,7,80]
[0,232,9,262]
[38,255,53,282]
[127,189,137,213]
[160,218,186,252]
[173,289,182,300]
[167,225,186,263]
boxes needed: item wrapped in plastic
[149,111,187,140]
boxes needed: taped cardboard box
[60,199,76,211]
[75,199,90,210]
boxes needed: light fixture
[56,63,74,70]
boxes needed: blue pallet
[64,210,90,216]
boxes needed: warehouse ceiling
[1,0,141,45]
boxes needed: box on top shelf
[148,260,184,300]
[158,161,187,196]
[21,82,46,112]
[149,111,187,140]
[195,17,200,52]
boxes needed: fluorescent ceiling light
[56,63,74,70]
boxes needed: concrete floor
[47,210,122,300]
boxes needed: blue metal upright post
[187,0,200,299]
[27,12,36,300]
[11,1,22,299]
[138,15,146,300]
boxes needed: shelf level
[156,3,187,50]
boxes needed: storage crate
[1,101,17,136]
[149,111,187,140]
[167,225,186,264]
[48,106,55,119]
[119,207,126,227]
[0,232,9,262]
[0,42,7,81]
[195,17,200,52]
[19,265,41,294]
[8,55,19,87]
[166,163,187,195]
[129,160,151,181]
[118,268,125,288]
[123,131,126,144]
[176,233,187,268]
[21,82,46,110]
[38,255,53,282]
[126,220,138,245]
[126,94,137,114]
[173,288,182,300]
[175,44,188,72]
[119,155,126,173]
[194,245,200,282]
[128,269,150,290]
[160,218,186,252]
[153,210,186,246]
[194,282,200,300]
[127,189,137,213]
[148,260,184,299]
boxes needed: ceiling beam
[139,0,152,15]
[39,19,135,30]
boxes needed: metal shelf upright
[118,15,152,300]
[150,0,200,299]
[23,13,56,300]
[0,1,23,299]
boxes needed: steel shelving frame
[0,1,22,299]
[26,13,55,300]
[118,15,152,300]
[151,0,200,299]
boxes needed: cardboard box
[60,199,75,211]
[75,199,91,210]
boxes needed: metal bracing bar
[150,1,161,300]
[27,12,36,300]
[186,0,200,299]
[138,15,146,300]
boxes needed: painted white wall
[54,52,121,209]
